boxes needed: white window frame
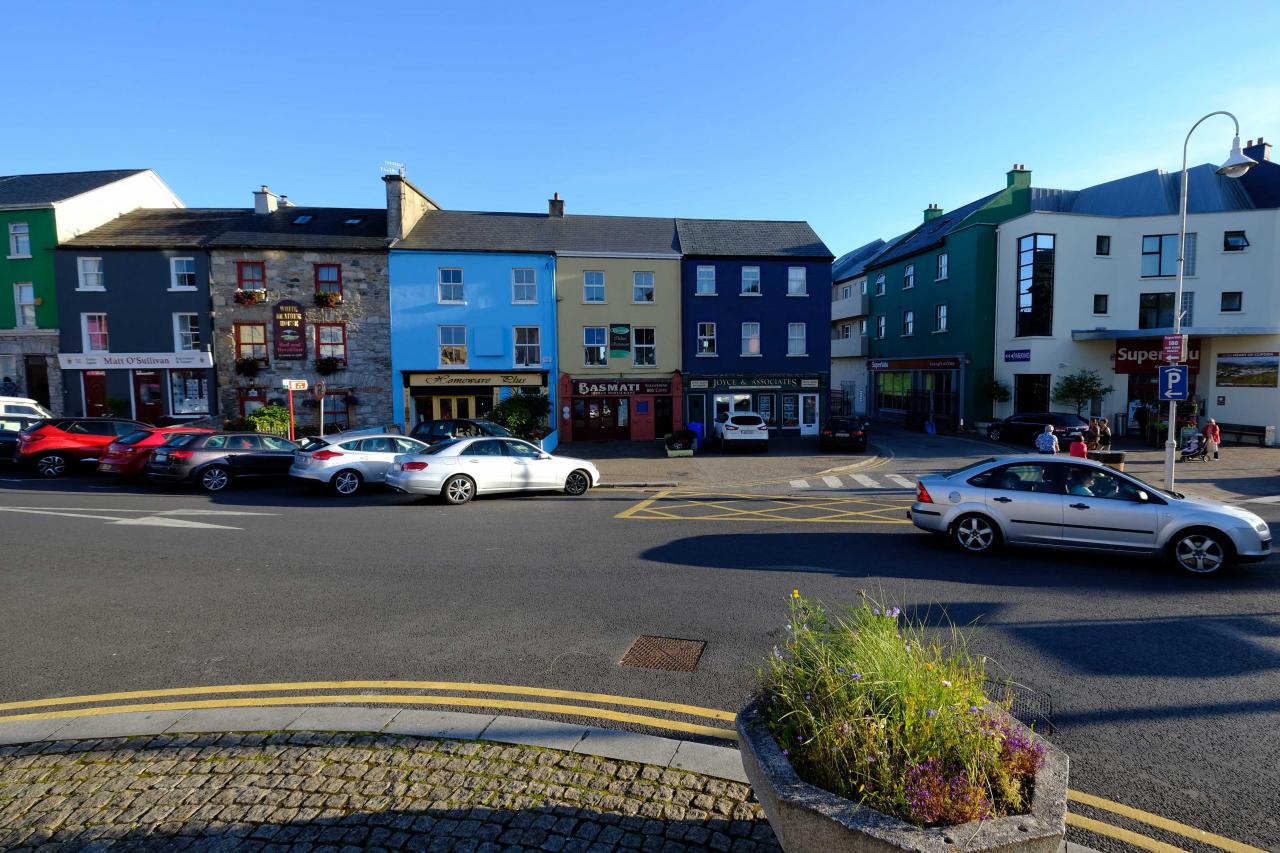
[740,266,761,296]
[632,326,656,367]
[512,268,537,304]
[902,309,914,337]
[632,271,655,304]
[841,284,852,300]
[169,257,197,291]
[514,326,541,367]
[787,266,807,296]
[583,271,605,303]
[77,257,105,291]
[13,283,35,328]
[81,313,109,353]
[903,264,915,290]
[438,267,464,304]
[876,315,886,339]
[787,322,807,356]
[173,313,201,352]
[696,265,716,295]
[875,272,886,296]
[8,222,31,258]
[741,322,761,356]
[934,303,948,333]
[936,252,949,281]
[583,326,607,366]
[696,321,717,356]
[439,325,467,366]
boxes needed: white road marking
[851,474,879,488]
[1244,495,1280,505]
[0,506,242,530]
[821,476,843,488]
[789,480,809,489]
[0,506,274,516]
[887,474,916,489]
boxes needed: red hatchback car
[17,417,151,477]
[97,427,214,476]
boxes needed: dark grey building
[55,210,243,421]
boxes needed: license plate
[835,432,849,437]
[296,457,309,466]
[154,453,167,462]
[99,463,115,471]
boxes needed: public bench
[1217,422,1266,445]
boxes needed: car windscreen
[730,415,764,426]
[479,422,513,436]
[827,418,861,430]
[116,430,156,446]
[161,433,201,448]
[945,458,997,478]
[19,419,52,436]
[1051,414,1088,426]
[297,436,330,451]
[421,439,463,455]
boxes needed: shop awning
[1071,326,1280,341]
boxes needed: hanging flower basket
[234,357,262,377]
[315,356,344,376]
[314,290,343,308]
[234,289,267,306]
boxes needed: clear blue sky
[7,0,1279,256]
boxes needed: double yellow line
[0,680,1266,853]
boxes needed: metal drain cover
[621,635,705,672]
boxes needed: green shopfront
[869,355,964,431]
[685,373,827,438]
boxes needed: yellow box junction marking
[1068,790,1268,853]
[616,490,912,524]
[1067,813,1190,853]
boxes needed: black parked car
[819,416,868,452]
[147,432,299,492]
[986,412,1089,447]
[0,414,43,462]
[409,419,513,445]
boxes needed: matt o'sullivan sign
[58,351,214,369]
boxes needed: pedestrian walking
[1083,419,1100,449]
[1068,433,1089,459]
[1099,418,1113,451]
[1203,418,1221,461]
[0,376,18,396]
[1035,424,1059,455]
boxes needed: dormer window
[344,217,365,225]
[292,215,313,225]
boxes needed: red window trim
[236,261,266,290]
[314,263,343,296]
[234,322,269,363]
[315,321,348,363]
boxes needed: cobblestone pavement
[0,731,780,852]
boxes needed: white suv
[714,411,769,452]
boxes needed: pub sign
[273,300,306,360]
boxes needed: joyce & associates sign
[58,352,214,369]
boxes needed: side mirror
[539,452,552,460]
[1136,490,1149,502]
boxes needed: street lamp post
[1163,112,1256,491]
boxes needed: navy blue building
[55,210,241,421]
[676,219,834,436]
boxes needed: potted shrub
[738,593,1066,853]
[234,357,262,377]
[664,429,696,457]
[315,356,343,376]
[234,289,267,306]
[314,290,343,308]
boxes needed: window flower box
[234,357,263,377]
[234,289,268,306]
[314,290,343,308]
[315,356,344,376]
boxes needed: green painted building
[863,166,1032,430]
[0,170,182,412]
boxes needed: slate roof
[0,170,146,207]
[674,218,832,259]
[62,209,246,249]
[551,215,680,255]
[831,239,886,283]
[396,210,681,256]
[866,192,1001,270]
[1029,165,1255,217]
[207,207,388,250]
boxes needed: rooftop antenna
[381,160,407,177]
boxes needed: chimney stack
[253,185,278,215]
[548,192,565,218]
[923,203,944,222]
[383,173,440,242]
[278,194,295,208]
[1006,163,1031,188]
[1244,136,1272,163]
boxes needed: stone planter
[737,699,1067,853]
[666,448,694,457]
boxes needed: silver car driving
[385,437,602,505]
[908,455,1271,575]
[290,432,429,495]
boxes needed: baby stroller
[1179,433,1209,463]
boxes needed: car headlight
[1254,520,1270,534]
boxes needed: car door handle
[993,496,1013,503]
[1069,503,1090,510]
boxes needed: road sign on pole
[282,379,309,391]
[1162,334,1187,363]
[1158,365,1189,401]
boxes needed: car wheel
[951,513,1001,554]
[200,465,230,493]
[564,470,590,496]
[36,452,69,477]
[1168,528,1232,575]
[331,469,363,496]
[442,474,475,505]
[988,427,1002,441]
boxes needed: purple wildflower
[969,705,981,713]
[836,667,845,674]
[926,708,937,718]
[850,672,862,680]
[889,607,901,618]
[872,607,881,616]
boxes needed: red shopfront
[1115,337,1202,405]
[558,374,683,442]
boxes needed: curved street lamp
[1164,112,1256,491]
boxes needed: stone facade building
[208,188,392,431]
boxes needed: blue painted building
[389,209,558,450]
[675,219,834,436]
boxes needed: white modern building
[830,239,887,415]
[993,139,1280,439]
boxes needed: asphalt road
[1,436,1278,851]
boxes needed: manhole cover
[621,635,705,672]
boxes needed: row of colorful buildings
[831,139,1280,436]
[0,170,834,449]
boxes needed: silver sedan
[908,455,1271,575]
[385,437,602,505]
[290,433,429,495]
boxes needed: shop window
[583,326,607,366]
[235,322,267,362]
[1015,233,1054,336]
[875,371,911,411]
[697,322,716,355]
[170,369,209,414]
[316,323,347,361]
[632,327,655,367]
[757,394,775,426]
[514,326,541,367]
[236,261,265,291]
[781,394,800,427]
[315,264,342,296]
[439,325,467,365]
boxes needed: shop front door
[572,398,631,440]
[799,393,820,436]
[436,396,472,420]
[23,356,49,408]
[654,396,673,436]
[133,370,165,423]
[83,371,108,417]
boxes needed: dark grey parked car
[147,432,299,492]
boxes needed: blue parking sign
[1158,365,1189,400]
